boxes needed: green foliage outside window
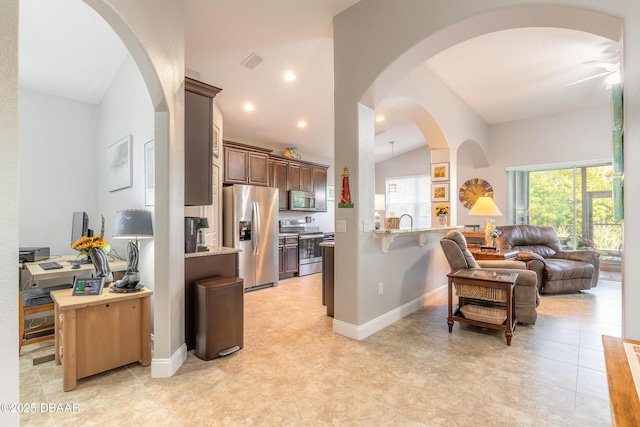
[528,165,621,251]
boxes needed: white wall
[98,54,155,289]
[455,104,613,226]
[19,89,100,256]
[375,145,431,193]
[0,0,19,421]
[334,0,640,341]
[18,54,154,283]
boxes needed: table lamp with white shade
[468,196,502,247]
[112,209,154,291]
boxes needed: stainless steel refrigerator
[223,185,279,291]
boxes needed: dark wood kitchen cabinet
[313,167,327,212]
[288,163,313,192]
[185,77,221,206]
[223,140,270,186]
[270,159,289,210]
[288,162,301,191]
[270,154,329,211]
[278,235,298,279]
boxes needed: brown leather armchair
[440,231,540,324]
[496,225,600,294]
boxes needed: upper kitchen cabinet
[313,167,327,212]
[271,154,329,212]
[270,158,289,210]
[185,77,222,206]
[223,140,271,186]
[287,162,313,192]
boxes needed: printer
[19,247,50,262]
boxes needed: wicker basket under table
[446,268,519,346]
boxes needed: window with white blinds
[385,174,432,228]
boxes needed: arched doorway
[12,0,186,388]
[333,1,631,337]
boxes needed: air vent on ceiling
[240,52,264,70]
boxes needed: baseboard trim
[150,343,187,378]
[332,284,446,340]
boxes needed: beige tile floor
[19,274,621,426]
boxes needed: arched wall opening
[458,139,489,169]
[380,96,449,151]
[333,1,632,338]
[81,0,185,377]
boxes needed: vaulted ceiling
[19,0,618,163]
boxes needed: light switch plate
[336,220,347,232]
[363,220,372,232]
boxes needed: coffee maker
[185,217,209,253]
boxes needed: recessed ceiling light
[376,115,385,122]
[297,121,307,128]
[284,72,296,81]
[243,103,255,111]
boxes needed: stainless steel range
[279,219,325,276]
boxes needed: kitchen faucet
[399,213,413,229]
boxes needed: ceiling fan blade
[563,70,613,87]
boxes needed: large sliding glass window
[507,164,621,252]
[385,174,431,228]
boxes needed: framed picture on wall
[212,123,220,158]
[108,135,132,192]
[431,183,449,202]
[430,162,449,182]
[144,140,155,206]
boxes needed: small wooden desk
[469,248,518,261]
[23,255,127,286]
[51,287,152,391]
[602,335,640,426]
[447,268,518,345]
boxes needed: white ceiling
[19,0,129,105]
[18,1,619,164]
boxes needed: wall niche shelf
[372,226,461,253]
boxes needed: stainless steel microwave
[289,190,315,211]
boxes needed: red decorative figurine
[339,167,353,208]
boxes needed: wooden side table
[447,268,518,345]
[51,287,152,391]
[469,248,519,261]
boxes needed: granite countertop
[185,246,242,259]
[320,242,335,247]
[372,225,461,235]
[279,232,299,237]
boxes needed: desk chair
[19,284,72,354]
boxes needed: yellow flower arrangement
[435,204,449,216]
[71,235,110,255]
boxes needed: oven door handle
[299,233,324,239]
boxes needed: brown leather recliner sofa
[440,231,540,324]
[496,225,600,294]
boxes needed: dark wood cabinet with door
[270,159,289,210]
[288,162,313,192]
[223,140,270,186]
[313,167,327,212]
[184,77,221,206]
[278,235,299,279]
